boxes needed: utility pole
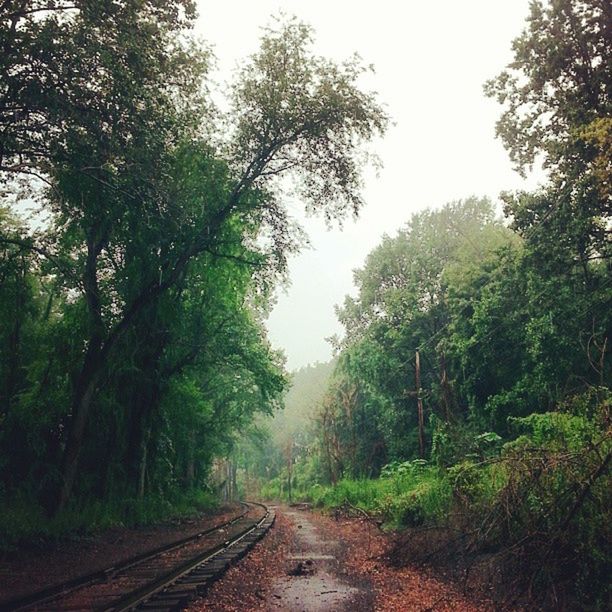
[439,352,452,423]
[415,350,425,458]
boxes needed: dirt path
[190,505,491,611]
[266,506,374,610]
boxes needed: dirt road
[190,505,490,611]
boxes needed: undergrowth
[307,465,453,530]
[0,489,217,550]
[264,395,610,609]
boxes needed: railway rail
[0,501,274,612]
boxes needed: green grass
[267,467,454,530]
[0,489,218,550]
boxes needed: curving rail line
[0,501,274,612]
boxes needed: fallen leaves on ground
[189,511,294,611]
[189,507,492,611]
[319,513,493,612]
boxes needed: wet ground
[266,507,374,611]
[1,503,495,611]
[186,505,491,611]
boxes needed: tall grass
[279,466,454,530]
[0,489,218,550]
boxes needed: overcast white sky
[195,1,543,371]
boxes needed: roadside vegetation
[244,1,611,608]
[0,489,218,549]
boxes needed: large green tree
[485,0,611,273]
[333,198,512,463]
[1,6,388,516]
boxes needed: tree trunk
[126,380,159,497]
[231,460,237,501]
[137,424,151,500]
[284,438,293,503]
[54,355,103,515]
[53,230,107,516]
[2,258,26,417]
[323,424,336,486]
[186,430,196,489]
[439,352,455,422]
[415,350,425,459]
[124,323,166,497]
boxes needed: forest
[0,0,386,529]
[0,0,610,610]
[239,1,611,608]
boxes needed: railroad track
[1,502,274,612]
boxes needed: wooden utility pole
[284,438,293,503]
[439,352,453,423]
[415,350,425,458]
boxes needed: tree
[334,198,512,460]
[484,0,611,271]
[484,0,610,177]
[1,8,388,515]
[0,0,200,177]
[477,0,611,432]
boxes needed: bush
[430,394,611,609]
[304,466,452,530]
[300,393,610,608]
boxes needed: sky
[194,1,544,371]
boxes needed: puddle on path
[267,509,373,611]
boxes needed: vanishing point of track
[1,502,275,612]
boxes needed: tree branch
[0,236,80,285]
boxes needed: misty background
[195,1,544,369]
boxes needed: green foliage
[231,16,388,222]
[380,459,428,479]
[0,489,217,551]
[310,197,526,475]
[304,469,452,531]
[248,3,610,606]
[484,0,610,177]
[235,360,336,501]
[295,392,610,606]
[485,0,611,296]
[1,5,386,526]
[508,411,596,451]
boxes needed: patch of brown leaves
[312,513,494,612]
[188,507,492,611]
